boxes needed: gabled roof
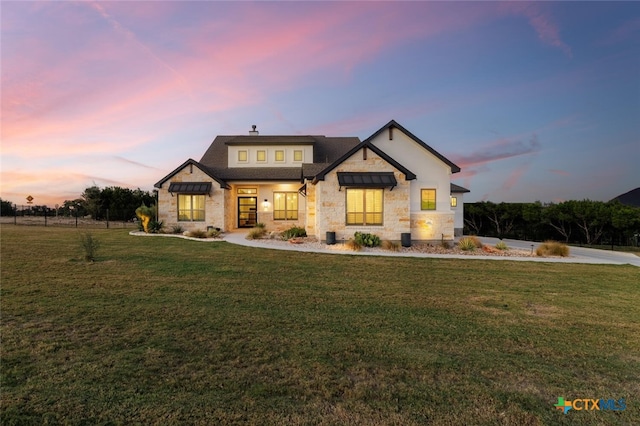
[198,135,360,181]
[451,183,470,193]
[365,119,461,174]
[312,141,416,183]
[200,135,360,168]
[154,159,228,189]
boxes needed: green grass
[2,225,639,425]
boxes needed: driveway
[222,232,640,267]
[479,237,640,267]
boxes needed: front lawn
[1,225,638,425]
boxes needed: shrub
[246,225,267,240]
[468,235,483,248]
[281,226,307,240]
[354,232,381,248]
[345,238,362,251]
[495,240,509,250]
[255,223,266,229]
[149,220,164,234]
[381,240,400,252]
[207,228,221,238]
[135,204,156,233]
[440,240,452,250]
[458,237,477,251]
[171,225,184,234]
[79,233,99,261]
[188,229,208,239]
[536,241,570,257]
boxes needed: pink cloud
[500,2,572,57]
[500,164,531,192]
[451,134,541,170]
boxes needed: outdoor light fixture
[262,199,269,211]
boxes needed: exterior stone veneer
[157,166,226,232]
[311,150,411,242]
[410,211,455,242]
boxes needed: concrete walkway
[223,231,640,267]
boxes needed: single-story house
[155,120,469,242]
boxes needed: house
[154,120,469,242]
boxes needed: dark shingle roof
[154,159,228,189]
[450,183,470,193]
[211,167,302,181]
[313,141,416,182]
[198,135,360,181]
[224,135,317,145]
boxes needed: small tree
[135,204,156,233]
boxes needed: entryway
[237,197,257,228]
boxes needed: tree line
[1,186,155,222]
[464,200,640,246]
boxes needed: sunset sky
[2,1,639,207]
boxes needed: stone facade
[312,149,411,242]
[410,211,455,241]
[155,121,468,240]
[156,166,226,232]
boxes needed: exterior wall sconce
[262,199,269,211]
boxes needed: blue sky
[2,1,638,206]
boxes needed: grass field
[1,225,638,425]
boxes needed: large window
[274,192,298,220]
[346,189,383,225]
[421,189,436,210]
[178,194,205,221]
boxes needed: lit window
[450,196,457,207]
[273,192,298,220]
[421,189,436,210]
[346,189,383,225]
[275,150,285,162]
[178,194,205,221]
[238,150,248,162]
[237,188,257,194]
[293,150,303,161]
[257,150,266,162]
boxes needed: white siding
[228,145,313,167]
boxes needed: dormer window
[294,150,303,162]
[238,150,248,162]
[257,150,266,162]
[275,150,285,162]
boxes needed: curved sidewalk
[223,232,640,267]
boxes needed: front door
[238,197,257,228]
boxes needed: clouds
[500,2,572,57]
[452,134,541,171]
[1,2,638,205]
